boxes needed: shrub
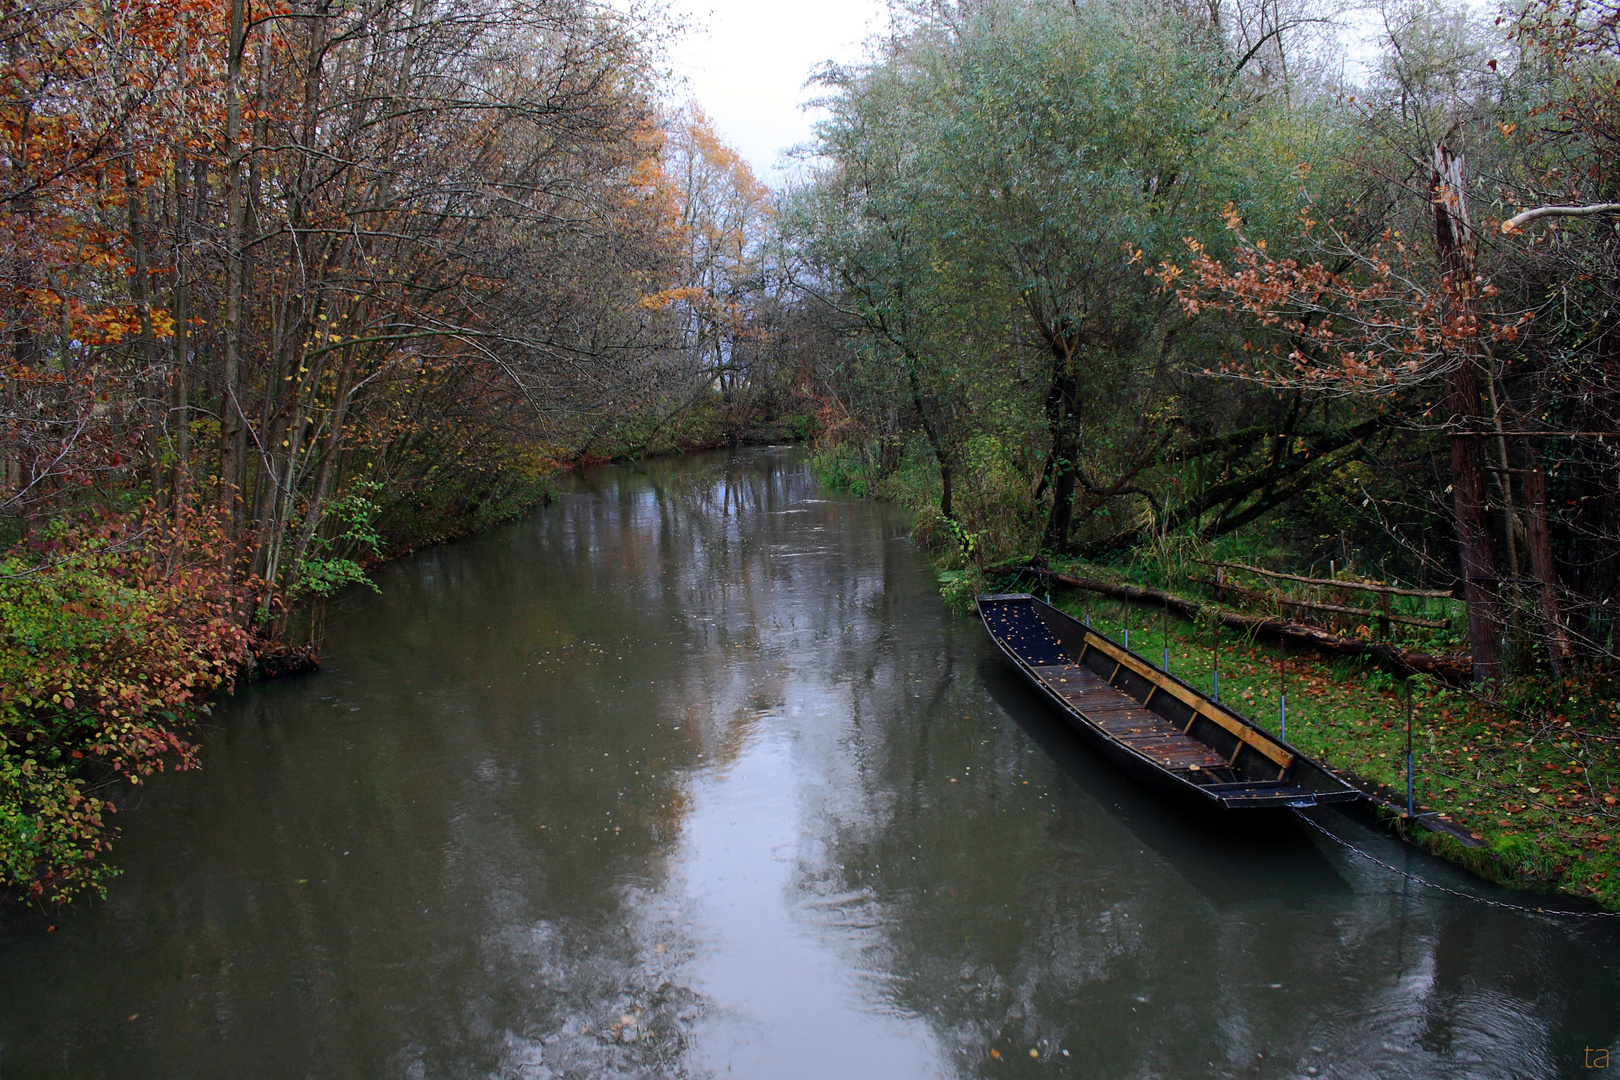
[0,507,251,902]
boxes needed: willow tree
[785,50,983,523]
[789,0,1339,557]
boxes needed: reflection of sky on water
[0,448,1614,1080]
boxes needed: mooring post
[1278,656,1287,740]
[1405,680,1415,817]
[1162,597,1169,672]
[1212,622,1220,702]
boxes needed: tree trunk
[122,157,163,503]
[170,154,190,506]
[1041,335,1082,552]
[902,350,953,520]
[1564,321,1620,661]
[1523,467,1572,675]
[1017,568,1472,680]
[219,0,248,516]
[1432,144,1502,685]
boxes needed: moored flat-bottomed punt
[978,593,1362,810]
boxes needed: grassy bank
[809,441,1619,909]
[978,566,1620,911]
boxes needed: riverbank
[374,408,818,558]
[2,433,817,905]
[977,565,1620,911]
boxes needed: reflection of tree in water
[472,891,712,1079]
[790,630,1620,1077]
[460,449,860,1079]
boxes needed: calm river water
[2,448,1617,1079]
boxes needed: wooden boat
[978,593,1362,810]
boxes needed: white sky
[666,1,892,187]
[659,1,1480,188]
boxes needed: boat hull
[978,593,1362,811]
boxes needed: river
[1,448,1616,1079]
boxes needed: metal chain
[1291,810,1620,919]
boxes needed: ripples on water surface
[1,448,1616,1079]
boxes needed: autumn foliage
[0,506,251,901]
[0,0,795,901]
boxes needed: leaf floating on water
[1029,1048,1040,1058]
[989,1050,1001,1060]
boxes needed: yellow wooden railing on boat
[1077,631,1295,772]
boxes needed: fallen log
[1001,565,1470,681]
[1187,576,1452,629]
[1193,558,1459,599]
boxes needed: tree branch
[1502,203,1620,232]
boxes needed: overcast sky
[666,1,891,187]
[662,2,1411,189]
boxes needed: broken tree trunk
[1432,144,1504,684]
[1186,576,1451,629]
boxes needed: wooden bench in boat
[1069,634,1296,773]
[1032,664,1234,774]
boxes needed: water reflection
[0,448,1615,1080]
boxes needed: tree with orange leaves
[0,0,714,902]
[662,105,774,396]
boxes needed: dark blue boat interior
[982,601,1069,666]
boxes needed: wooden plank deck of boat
[1031,663,1231,773]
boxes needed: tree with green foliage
[787,0,1368,560]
